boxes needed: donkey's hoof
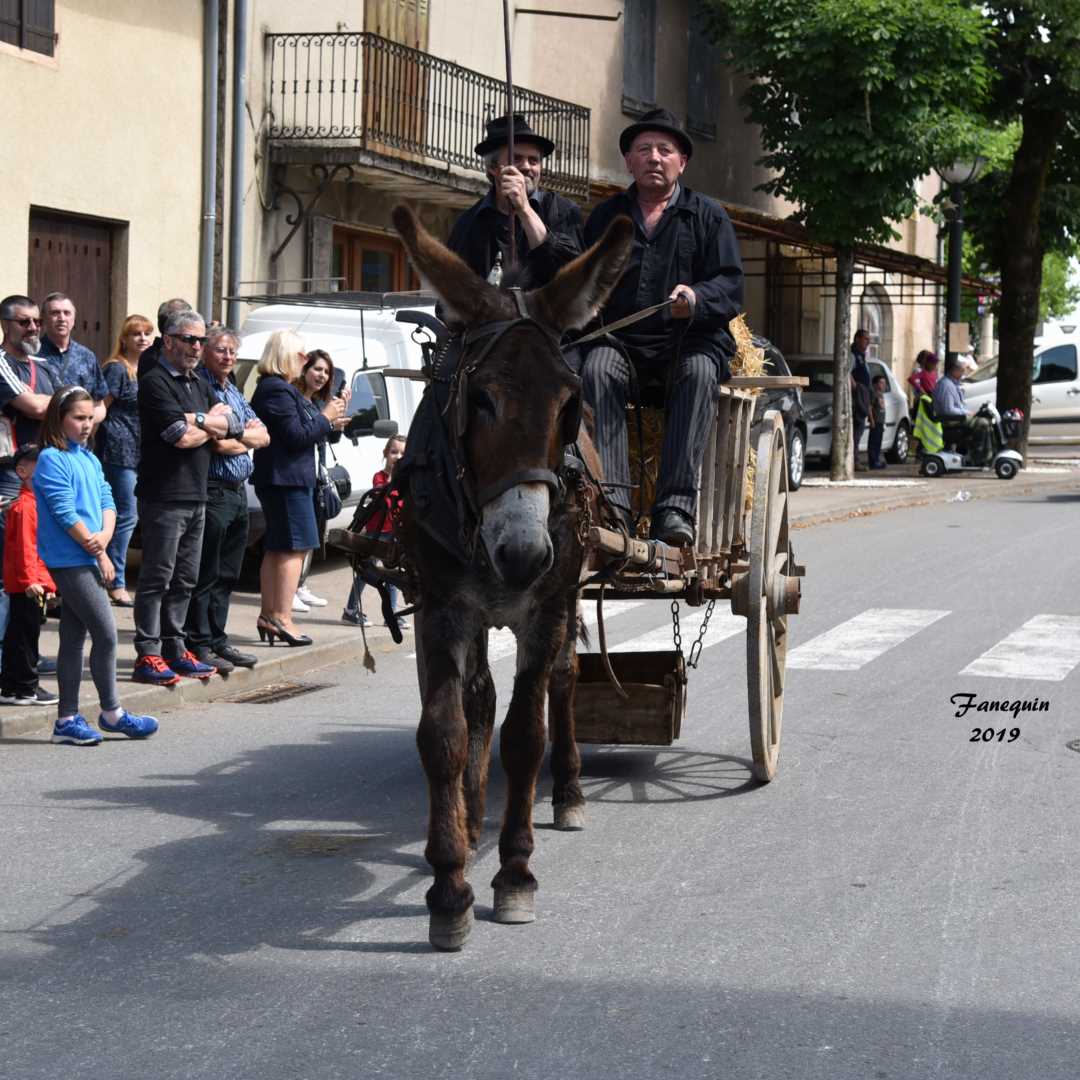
[553,804,586,831]
[493,887,536,924]
[429,907,474,951]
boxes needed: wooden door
[28,211,113,362]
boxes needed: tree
[702,0,989,477]
[959,3,1080,449]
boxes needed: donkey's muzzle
[493,530,554,589]
[482,484,554,588]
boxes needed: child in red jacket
[1,445,59,706]
[341,435,406,629]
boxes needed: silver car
[789,355,912,464]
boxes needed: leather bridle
[445,288,583,528]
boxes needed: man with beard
[447,114,582,288]
[0,295,64,645]
[138,297,194,378]
[132,309,243,685]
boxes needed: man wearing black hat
[581,108,744,547]
[447,114,583,288]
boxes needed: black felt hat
[619,107,693,158]
[474,113,556,158]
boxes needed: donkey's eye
[471,389,497,417]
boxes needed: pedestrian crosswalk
[784,608,950,670]
[408,603,1080,681]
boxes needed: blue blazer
[251,375,332,489]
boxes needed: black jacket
[584,184,743,368]
[447,187,583,288]
[251,375,332,489]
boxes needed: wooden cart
[330,371,807,783]
[575,377,806,782]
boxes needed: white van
[963,332,1080,422]
[234,292,436,539]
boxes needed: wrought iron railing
[266,32,591,199]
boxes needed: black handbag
[315,445,350,524]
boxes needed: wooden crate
[572,651,687,745]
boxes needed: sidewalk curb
[790,470,1079,530]
[0,631,400,742]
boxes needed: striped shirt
[199,367,261,484]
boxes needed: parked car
[789,354,912,464]
[749,338,807,490]
[234,292,436,543]
[962,332,1080,422]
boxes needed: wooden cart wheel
[745,412,794,782]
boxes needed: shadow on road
[577,745,760,804]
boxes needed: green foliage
[1039,252,1080,320]
[701,0,990,247]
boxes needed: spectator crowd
[0,290,372,748]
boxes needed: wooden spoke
[746,412,791,783]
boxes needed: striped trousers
[580,345,720,520]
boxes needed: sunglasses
[7,316,41,328]
[168,333,207,347]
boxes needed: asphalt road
[2,488,1079,1080]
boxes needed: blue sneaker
[99,709,159,739]
[51,715,103,746]
[165,650,217,680]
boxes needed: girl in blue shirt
[35,387,158,746]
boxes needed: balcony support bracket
[270,162,354,263]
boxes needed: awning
[723,202,998,305]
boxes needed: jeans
[103,464,138,590]
[133,500,205,659]
[867,422,884,467]
[345,564,399,619]
[184,485,248,653]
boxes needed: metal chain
[671,600,683,659]
[687,599,716,670]
[575,474,593,546]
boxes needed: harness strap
[475,467,561,509]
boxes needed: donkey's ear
[530,215,634,333]
[392,205,504,325]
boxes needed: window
[622,0,656,117]
[0,0,55,57]
[332,227,417,293]
[348,371,389,430]
[1033,344,1078,384]
[687,17,719,141]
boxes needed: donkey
[391,205,633,950]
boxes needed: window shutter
[622,0,656,117]
[686,12,718,141]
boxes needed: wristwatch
[194,411,206,429]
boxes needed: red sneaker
[132,655,182,686]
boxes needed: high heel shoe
[256,615,279,645]
[268,616,312,647]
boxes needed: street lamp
[936,157,987,368]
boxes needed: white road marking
[406,600,646,662]
[594,604,745,654]
[786,608,950,670]
[961,615,1080,681]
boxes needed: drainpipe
[199,0,219,321]
[226,0,248,330]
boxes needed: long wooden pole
[502,0,517,269]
